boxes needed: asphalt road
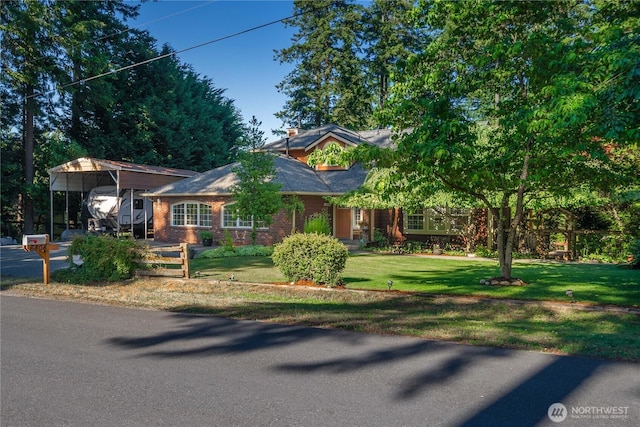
[1,296,638,426]
[1,242,71,279]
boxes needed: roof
[264,124,394,152]
[144,154,369,197]
[48,157,199,192]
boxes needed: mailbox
[22,234,58,285]
[23,234,48,246]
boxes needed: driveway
[2,295,638,426]
[0,242,71,279]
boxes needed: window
[406,211,425,231]
[221,203,254,229]
[171,202,212,227]
[404,207,470,234]
[352,208,363,228]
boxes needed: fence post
[181,243,190,278]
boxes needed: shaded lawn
[191,254,640,307]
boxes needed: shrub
[272,233,348,286]
[303,212,331,235]
[200,245,273,258]
[474,245,497,258]
[219,229,235,252]
[55,235,142,283]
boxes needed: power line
[27,11,302,101]
[81,1,219,51]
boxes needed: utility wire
[80,1,219,51]
[26,11,302,101]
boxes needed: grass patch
[191,253,640,307]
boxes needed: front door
[335,207,352,239]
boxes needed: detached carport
[48,157,198,239]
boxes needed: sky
[128,0,297,141]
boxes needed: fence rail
[136,243,190,279]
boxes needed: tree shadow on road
[105,311,615,425]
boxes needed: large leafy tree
[231,116,282,244]
[275,0,373,129]
[371,0,637,280]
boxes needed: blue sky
[129,0,297,141]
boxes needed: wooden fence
[136,243,190,279]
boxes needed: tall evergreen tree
[1,0,59,234]
[53,0,139,146]
[275,0,372,129]
[362,0,428,111]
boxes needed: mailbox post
[22,234,59,285]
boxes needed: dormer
[306,139,352,171]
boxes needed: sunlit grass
[191,253,639,306]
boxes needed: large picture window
[172,202,212,227]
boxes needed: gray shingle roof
[264,124,394,152]
[145,153,369,197]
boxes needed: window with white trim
[406,211,425,231]
[221,203,255,228]
[352,208,363,228]
[171,202,212,227]
[404,207,470,234]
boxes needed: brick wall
[152,194,331,246]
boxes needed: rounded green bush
[272,233,348,286]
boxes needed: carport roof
[48,157,199,192]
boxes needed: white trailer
[85,186,153,237]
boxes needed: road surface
[1,296,638,426]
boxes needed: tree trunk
[494,207,514,279]
[23,85,35,234]
[496,149,531,280]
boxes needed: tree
[372,0,637,280]
[275,0,373,129]
[362,0,428,111]
[53,0,139,147]
[1,0,59,234]
[1,0,246,236]
[231,116,282,244]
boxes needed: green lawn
[191,253,640,307]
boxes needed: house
[145,124,478,247]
